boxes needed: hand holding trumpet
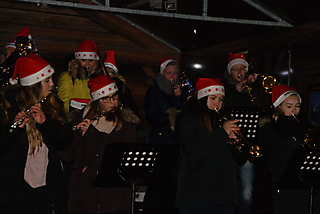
[236,73,258,92]
[222,119,241,140]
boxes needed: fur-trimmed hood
[122,106,140,125]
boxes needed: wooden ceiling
[1,0,320,87]
[0,0,181,68]
[1,0,320,131]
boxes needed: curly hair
[68,59,99,80]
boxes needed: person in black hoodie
[174,77,249,214]
[260,84,320,214]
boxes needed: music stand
[276,147,320,214]
[93,143,179,214]
[229,107,262,145]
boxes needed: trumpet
[72,104,123,131]
[10,96,47,129]
[293,114,320,148]
[214,108,263,160]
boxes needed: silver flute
[10,97,47,129]
[72,104,123,131]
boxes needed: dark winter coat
[144,75,188,144]
[260,114,320,213]
[0,93,73,214]
[60,108,138,213]
[174,110,248,208]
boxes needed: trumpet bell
[261,73,280,94]
[15,36,35,56]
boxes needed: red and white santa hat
[5,27,32,49]
[160,58,178,74]
[70,98,91,110]
[272,84,302,108]
[88,75,118,101]
[12,53,54,86]
[195,78,225,100]
[227,53,249,73]
[75,40,99,60]
[104,51,118,73]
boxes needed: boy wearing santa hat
[223,52,268,214]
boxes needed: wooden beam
[142,66,156,77]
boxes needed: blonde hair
[2,84,66,155]
[68,59,99,80]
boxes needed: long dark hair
[186,96,221,132]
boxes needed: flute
[72,104,123,131]
[10,97,47,129]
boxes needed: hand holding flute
[11,103,46,129]
[74,118,91,136]
[73,104,123,135]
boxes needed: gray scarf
[154,73,181,95]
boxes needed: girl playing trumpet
[260,84,320,213]
[60,75,140,213]
[174,78,249,214]
[0,54,73,214]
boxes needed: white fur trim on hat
[5,42,16,49]
[227,59,248,73]
[273,91,302,108]
[75,52,99,60]
[20,65,54,86]
[104,63,118,73]
[91,82,118,101]
[70,100,89,110]
[160,59,177,74]
[197,85,225,100]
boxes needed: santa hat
[88,75,118,101]
[227,53,249,73]
[75,40,99,60]
[160,58,178,74]
[195,78,225,100]
[12,53,54,86]
[70,98,90,110]
[104,51,118,73]
[272,84,302,108]
[5,27,32,49]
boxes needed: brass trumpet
[293,114,320,148]
[0,36,38,88]
[214,108,263,161]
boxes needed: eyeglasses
[230,67,247,72]
[101,92,119,103]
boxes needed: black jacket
[174,110,248,208]
[0,94,73,214]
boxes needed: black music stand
[276,147,320,214]
[229,107,262,146]
[93,143,179,214]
